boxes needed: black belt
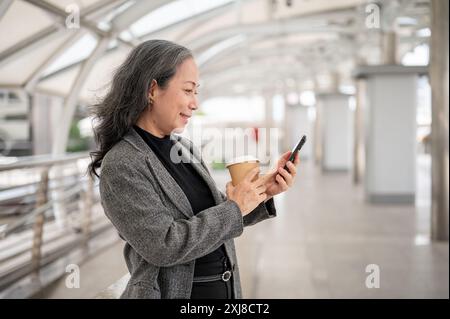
[193,258,234,283]
[193,270,232,283]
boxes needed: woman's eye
[184,89,198,95]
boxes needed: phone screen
[288,135,307,162]
[281,135,307,172]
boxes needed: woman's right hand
[226,167,267,216]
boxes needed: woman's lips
[180,113,191,123]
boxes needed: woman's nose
[190,96,199,110]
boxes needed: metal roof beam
[82,0,131,19]
[24,29,87,92]
[0,25,64,68]
[200,38,353,76]
[0,0,13,21]
[23,0,134,47]
[187,10,355,53]
[34,1,238,81]
[190,23,352,53]
[24,0,109,37]
[52,37,110,155]
[202,63,313,90]
[0,0,128,67]
[110,0,171,31]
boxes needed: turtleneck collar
[133,125,171,142]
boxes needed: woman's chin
[172,126,185,134]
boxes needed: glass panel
[128,0,233,38]
[42,34,98,77]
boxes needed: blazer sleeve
[99,161,244,268]
[219,191,277,227]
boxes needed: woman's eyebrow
[184,81,200,87]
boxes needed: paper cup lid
[225,155,259,168]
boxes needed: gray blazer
[99,128,277,299]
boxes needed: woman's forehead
[175,59,199,83]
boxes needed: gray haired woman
[89,39,300,299]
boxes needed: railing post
[52,167,67,229]
[81,175,94,249]
[31,168,49,274]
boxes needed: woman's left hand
[262,151,300,199]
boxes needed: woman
[89,39,300,299]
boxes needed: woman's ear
[148,79,158,104]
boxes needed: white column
[381,31,397,64]
[285,103,313,160]
[264,93,274,130]
[313,100,322,165]
[32,93,64,155]
[353,79,366,184]
[262,93,277,167]
[354,65,427,204]
[316,93,353,171]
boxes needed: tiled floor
[38,154,449,298]
[218,155,449,299]
[34,239,128,299]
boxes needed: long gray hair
[88,39,193,177]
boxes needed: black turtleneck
[133,125,227,276]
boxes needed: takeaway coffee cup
[225,155,260,186]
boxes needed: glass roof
[42,33,99,77]
[0,0,431,101]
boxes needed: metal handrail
[0,152,99,291]
[0,177,94,208]
[0,152,89,172]
[0,183,84,238]
[0,171,86,192]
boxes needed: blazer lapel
[175,136,224,205]
[124,129,194,219]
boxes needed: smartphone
[283,135,307,170]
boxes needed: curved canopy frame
[0,0,431,154]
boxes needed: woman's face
[149,58,199,135]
